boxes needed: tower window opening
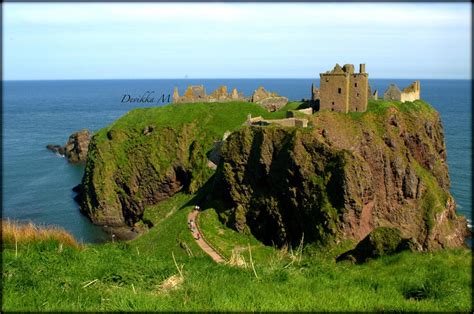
[355,83,358,87]
[338,88,341,94]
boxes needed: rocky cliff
[212,101,468,250]
[78,99,468,251]
[77,102,275,227]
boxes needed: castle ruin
[172,85,244,103]
[171,64,421,123]
[172,85,289,112]
[246,114,308,128]
[319,63,369,113]
[383,81,420,102]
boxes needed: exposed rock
[211,103,468,250]
[64,129,91,163]
[79,100,468,251]
[78,123,206,227]
[336,227,417,263]
[46,129,91,163]
[46,144,65,156]
[142,125,155,136]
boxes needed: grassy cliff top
[3,99,471,311]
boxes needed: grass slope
[3,100,471,311]
[3,195,472,311]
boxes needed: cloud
[3,3,471,79]
[4,3,470,28]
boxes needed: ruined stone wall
[384,81,420,103]
[320,74,350,113]
[247,117,308,128]
[348,74,369,112]
[400,81,420,102]
[384,84,402,101]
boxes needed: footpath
[187,210,226,264]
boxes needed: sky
[3,3,472,80]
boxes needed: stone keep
[319,63,369,113]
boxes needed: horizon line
[4,77,472,82]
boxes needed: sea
[3,79,472,243]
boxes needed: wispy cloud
[3,3,471,79]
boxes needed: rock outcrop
[336,227,418,263]
[211,101,468,250]
[64,129,91,163]
[46,129,91,163]
[76,102,269,227]
[46,144,65,156]
[79,126,201,226]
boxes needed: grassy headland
[3,100,471,311]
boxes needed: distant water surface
[3,79,471,243]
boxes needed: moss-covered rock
[211,100,469,250]
[79,99,469,251]
[78,101,291,227]
[336,227,417,263]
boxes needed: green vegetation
[3,99,471,311]
[80,101,305,225]
[2,197,472,311]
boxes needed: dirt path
[188,210,226,264]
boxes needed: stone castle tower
[319,63,369,113]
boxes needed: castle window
[355,107,358,111]
[332,101,335,105]
[357,93,360,97]
[338,88,341,94]
[355,83,358,87]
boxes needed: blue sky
[3,3,472,80]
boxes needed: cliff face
[78,102,275,227]
[212,101,468,250]
[79,100,468,250]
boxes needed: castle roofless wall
[400,81,421,102]
[320,72,350,113]
[383,81,420,103]
[319,63,369,113]
[349,73,369,112]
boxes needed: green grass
[198,207,282,264]
[81,100,309,222]
[3,192,472,311]
[3,100,471,311]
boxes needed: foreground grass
[2,219,80,249]
[2,195,472,311]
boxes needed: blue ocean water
[3,79,472,243]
